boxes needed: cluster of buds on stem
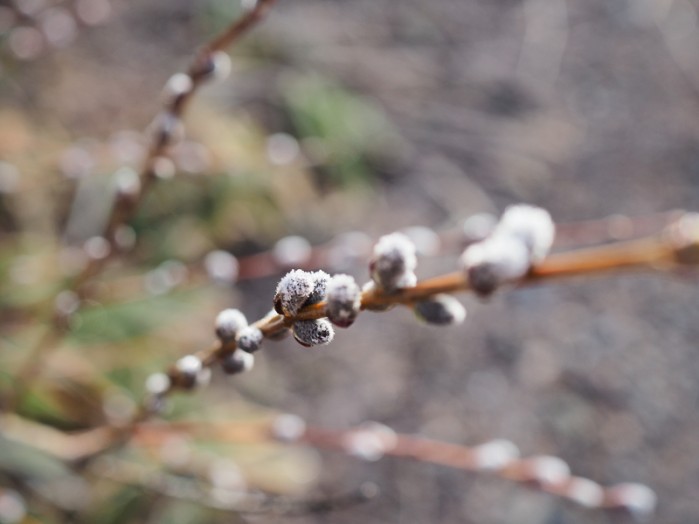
[460,204,555,296]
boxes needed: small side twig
[6,0,278,410]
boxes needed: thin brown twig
[0,413,654,515]
[156,213,699,394]
[6,0,278,409]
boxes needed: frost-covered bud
[343,422,397,462]
[145,372,171,396]
[369,232,417,292]
[215,309,248,342]
[220,350,254,375]
[274,269,314,316]
[460,235,531,296]
[236,325,263,353]
[193,50,231,81]
[292,319,335,347]
[162,73,193,104]
[305,270,330,305]
[524,456,570,486]
[271,413,306,442]
[413,294,466,325]
[608,483,657,518]
[565,477,604,508]
[495,204,555,262]
[472,439,520,470]
[326,274,362,328]
[175,355,203,389]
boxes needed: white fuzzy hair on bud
[565,477,605,508]
[326,274,362,327]
[236,326,263,353]
[163,73,193,102]
[175,355,204,389]
[608,483,657,518]
[215,309,248,341]
[526,455,571,486]
[305,270,330,305]
[460,234,531,296]
[342,422,397,462]
[471,439,520,470]
[495,204,555,262]
[292,318,335,347]
[369,232,418,292]
[413,294,466,325]
[220,350,254,375]
[145,372,171,396]
[271,413,307,442]
[274,269,314,316]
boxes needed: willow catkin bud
[305,270,330,305]
[413,294,466,325]
[236,326,264,353]
[274,269,314,316]
[175,355,204,389]
[215,309,247,342]
[292,319,335,347]
[145,372,171,397]
[460,234,531,296]
[220,350,254,375]
[565,477,604,508]
[369,232,418,292]
[608,483,657,518]
[495,204,555,262]
[326,274,361,327]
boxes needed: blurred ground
[3,0,699,523]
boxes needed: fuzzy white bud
[326,274,362,327]
[145,372,171,396]
[472,439,520,470]
[495,204,555,262]
[369,232,418,292]
[525,455,570,486]
[565,477,605,508]
[274,269,314,316]
[271,413,306,442]
[292,318,335,347]
[163,73,193,101]
[608,483,657,518]
[413,294,466,325]
[306,270,330,305]
[236,325,264,353]
[215,309,248,341]
[175,355,203,388]
[221,350,254,375]
[460,235,531,296]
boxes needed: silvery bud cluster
[274,269,337,347]
[369,232,418,292]
[460,205,555,296]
